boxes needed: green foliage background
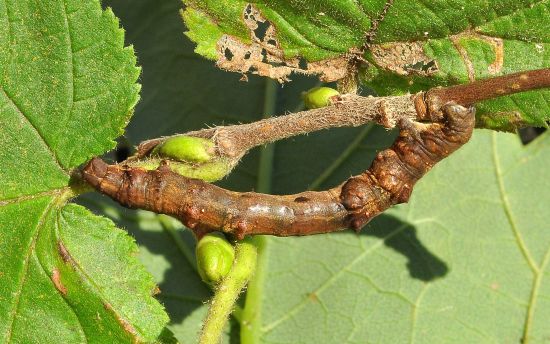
[0,0,549,343]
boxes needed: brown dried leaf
[215,4,349,82]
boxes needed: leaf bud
[302,86,340,109]
[196,232,235,285]
[153,136,215,163]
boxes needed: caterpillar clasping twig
[82,102,474,239]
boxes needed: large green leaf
[0,0,169,342]
[182,0,550,129]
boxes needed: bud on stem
[129,135,234,182]
[152,136,215,163]
[196,232,235,286]
[302,86,340,109]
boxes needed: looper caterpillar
[83,103,475,239]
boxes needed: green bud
[196,232,235,285]
[153,136,215,163]
[169,158,233,182]
[302,86,340,109]
[130,157,233,182]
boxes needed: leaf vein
[0,187,70,206]
[0,1,68,172]
[1,0,12,85]
[491,132,545,344]
[33,213,88,343]
[59,0,76,164]
[480,0,549,29]
[4,199,57,343]
[414,0,452,33]
[0,86,66,172]
[308,124,374,190]
[262,223,410,334]
[522,245,550,343]
[491,132,538,273]
[56,210,144,340]
[409,284,430,344]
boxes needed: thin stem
[419,68,550,120]
[135,68,550,160]
[135,93,415,159]
[256,78,278,193]
[185,94,414,158]
[200,78,279,344]
[443,69,550,105]
[198,239,258,344]
[240,78,278,343]
[240,236,267,344]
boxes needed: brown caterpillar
[82,103,475,239]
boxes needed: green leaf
[182,0,550,129]
[78,197,226,343]
[0,0,168,342]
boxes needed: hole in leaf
[405,60,437,73]
[244,4,253,18]
[298,57,308,70]
[253,20,270,41]
[224,48,234,60]
[260,48,268,63]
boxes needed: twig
[136,69,550,161]
[135,93,416,159]
[416,68,550,121]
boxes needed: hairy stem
[416,69,550,121]
[199,239,258,344]
[135,68,550,161]
[136,93,415,159]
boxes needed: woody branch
[135,69,550,160]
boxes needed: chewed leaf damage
[370,41,439,77]
[216,4,349,82]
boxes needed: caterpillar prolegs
[82,103,475,239]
